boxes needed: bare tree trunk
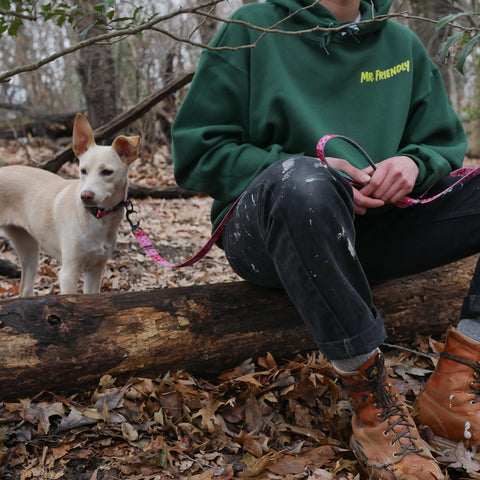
[198,4,219,45]
[76,3,118,129]
[401,0,468,141]
[41,71,194,172]
[467,0,480,156]
[408,0,456,93]
[468,61,480,157]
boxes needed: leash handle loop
[130,134,480,268]
[316,134,377,171]
[316,134,480,208]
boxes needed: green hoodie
[172,0,467,233]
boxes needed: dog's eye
[80,169,87,176]
[101,169,114,177]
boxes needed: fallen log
[41,71,194,172]
[127,183,199,200]
[50,175,199,200]
[0,112,76,139]
[0,255,476,401]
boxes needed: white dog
[0,113,139,296]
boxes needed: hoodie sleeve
[172,52,288,202]
[172,17,291,209]
[397,38,467,191]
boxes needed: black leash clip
[125,199,140,232]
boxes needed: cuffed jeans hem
[315,309,387,361]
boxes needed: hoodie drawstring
[319,30,332,54]
[319,24,360,54]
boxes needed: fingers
[325,157,385,214]
[325,155,419,213]
[325,157,374,185]
[359,156,419,204]
[353,189,384,215]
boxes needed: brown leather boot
[415,328,480,445]
[336,350,443,480]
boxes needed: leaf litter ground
[1,138,480,479]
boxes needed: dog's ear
[73,113,95,157]
[112,135,140,165]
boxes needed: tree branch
[0,9,36,21]
[40,70,195,172]
[0,0,223,83]
[0,2,477,84]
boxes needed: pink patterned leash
[125,196,242,268]
[316,134,480,208]
[126,134,479,268]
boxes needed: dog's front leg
[83,261,106,294]
[58,263,81,294]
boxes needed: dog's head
[72,113,140,209]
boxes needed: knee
[264,156,354,212]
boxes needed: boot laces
[374,381,422,457]
[441,351,480,403]
[345,358,423,458]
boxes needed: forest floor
[1,137,480,479]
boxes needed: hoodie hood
[267,0,392,45]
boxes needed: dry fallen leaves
[2,344,479,480]
[0,353,354,480]
[0,138,478,479]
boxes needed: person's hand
[359,156,419,205]
[326,156,419,215]
[326,157,383,215]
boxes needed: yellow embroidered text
[361,60,410,83]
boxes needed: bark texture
[0,255,476,401]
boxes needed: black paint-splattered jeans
[223,156,480,360]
